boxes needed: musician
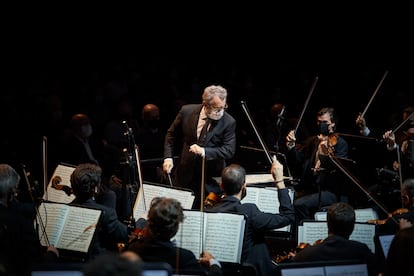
[286,107,349,225]
[162,85,236,209]
[291,202,379,276]
[357,106,414,181]
[127,197,223,275]
[382,223,414,276]
[0,164,59,276]
[382,127,414,181]
[70,163,130,260]
[135,103,166,183]
[206,158,294,276]
[59,113,100,166]
[376,178,414,235]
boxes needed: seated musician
[70,163,130,260]
[127,197,223,275]
[291,202,379,276]
[206,157,294,276]
[285,107,349,225]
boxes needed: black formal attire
[0,201,58,276]
[128,236,222,276]
[287,135,349,223]
[164,104,236,208]
[70,198,129,260]
[59,132,101,166]
[292,235,379,276]
[135,124,166,183]
[207,188,295,276]
[382,226,414,276]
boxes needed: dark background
[1,8,413,194]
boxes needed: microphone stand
[122,121,140,231]
[22,164,51,246]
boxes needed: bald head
[142,104,160,121]
[142,104,160,130]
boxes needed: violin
[367,208,409,225]
[274,239,324,263]
[51,175,72,196]
[204,192,223,208]
[328,133,338,147]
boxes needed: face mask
[147,119,160,130]
[207,109,224,121]
[81,124,93,138]
[318,122,330,135]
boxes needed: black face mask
[318,122,330,135]
[147,119,160,130]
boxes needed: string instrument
[51,175,73,196]
[367,208,409,225]
[327,132,339,154]
[204,191,223,208]
[274,239,324,263]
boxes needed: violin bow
[294,76,319,134]
[241,101,273,164]
[360,70,389,119]
[392,111,414,134]
[328,154,398,225]
[42,136,48,201]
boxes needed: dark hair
[402,178,414,201]
[317,107,337,124]
[0,164,20,199]
[83,252,143,276]
[70,163,102,201]
[327,202,355,239]
[147,197,184,240]
[221,164,246,196]
[70,113,90,128]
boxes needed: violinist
[0,164,59,276]
[70,163,130,259]
[285,107,349,226]
[206,157,295,276]
[291,202,380,276]
[376,178,414,235]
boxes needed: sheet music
[44,164,76,203]
[133,183,195,220]
[324,264,368,276]
[314,208,378,223]
[174,210,245,263]
[38,202,101,253]
[379,234,394,258]
[298,221,376,253]
[281,267,325,276]
[281,264,368,276]
[241,186,294,232]
[213,174,291,185]
[245,173,274,184]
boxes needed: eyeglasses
[206,104,228,113]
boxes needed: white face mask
[207,109,224,121]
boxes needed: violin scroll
[51,175,72,196]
